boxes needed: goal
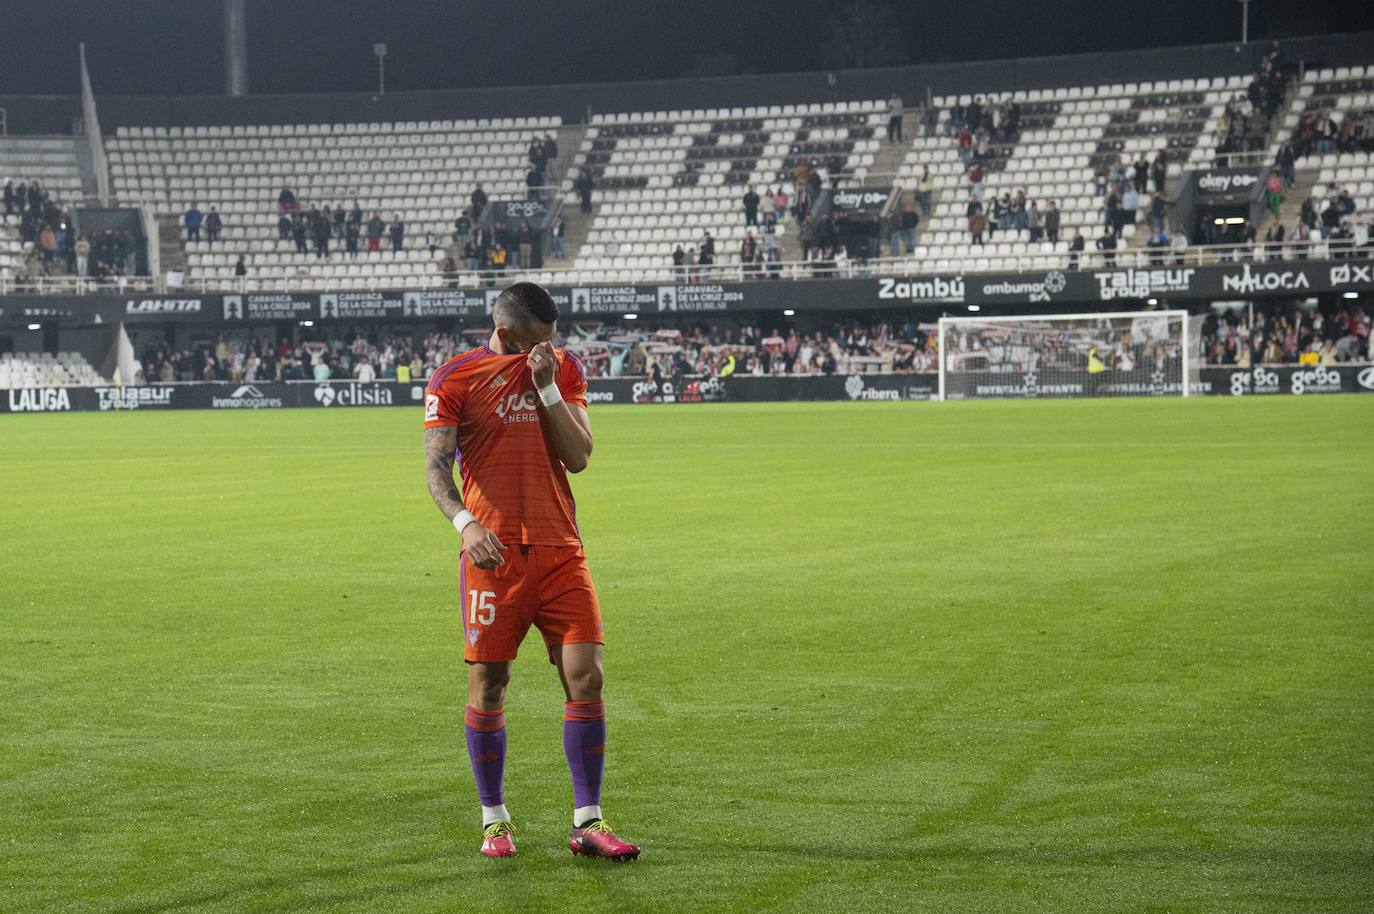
[937,310,1195,401]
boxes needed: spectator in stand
[1044,201,1061,245]
[1151,153,1167,196]
[389,214,405,251]
[184,203,203,242]
[916,166,934,216]
[367,213,385,252]
[525,164,544,200]
[1096,228,1117,268]
[1026,201,1043,243]
[292,214,308,255]
[968,162,984,202]
[1149,193,1168,235]
[1320,199,1340,239]
[1146,228,1169,265]
[234,255,248,285]
[470,184,488,218]
[900,202,918,253]
[968,198,986,246]
[699,231,716,278]
[75,233,91,277]
[989,194,1007,240]
[550,215,565,260]
[741,231,758,278]
[1133,155,1150,195]
[277,212,292,241]
[743,186,760,226]
[1172,228,1189,265]
[312,210,331,258]
[956,124,973,166]
[277,187,297,214]
[773,186,788,222]
[542,132,559,181]
[574,171,595,213]
[1265,171,1283,221]
[3,179,15,216]
[345,220,360,258]
[1068,231,1085,270]
[205,206,222,247]
[887,92,903,143]
[1121,183,1139,234]
[1276,141,1297,189]
[673,243,687,281]
[39,222,57,269]
[1264,222,1286,260]
[885,208,902,256]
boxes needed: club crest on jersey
[468,628,479,646]
[495,390,539,424]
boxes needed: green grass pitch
[2,397,1372,913]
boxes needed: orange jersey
[424,345,588,546]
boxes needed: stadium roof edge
[0,31,1370,135]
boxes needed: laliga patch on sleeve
[425,393,440,422]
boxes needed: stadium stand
[889,76,1259,275]
[3,53,1367,294]
[107,117,562,290]
[0,351,104,388]
[1281,65,1373,248]
[564,101,887,280]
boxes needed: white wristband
[537,382,563,407]
[453,509,477,535]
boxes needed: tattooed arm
[425,425,506,569]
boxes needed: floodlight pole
[374,43,387,95]
[1239,0,1250,45]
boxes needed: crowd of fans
[944,318,1183,377]
[1201,302,1372,366]
[1217,48,1290,161]
[563,319,939,378]
[4,178,139,284]
[119,297,1374,386]
[132,317,943,385]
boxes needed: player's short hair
[492,282,559,330]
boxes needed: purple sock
[464,705,505,807]
[563,700,606,808]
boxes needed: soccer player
[423,282,639,862]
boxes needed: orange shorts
[458,544,604,663]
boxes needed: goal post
[937,310,1195,401]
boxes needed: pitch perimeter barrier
[3,366,1372,414]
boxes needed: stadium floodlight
[624,313,638,320]
[783,309,795,316]
[1343,292,1359,299]
[300,319,315,327]
[27,322,41,331]
[937,310,1195,401]
[373,43,387,95]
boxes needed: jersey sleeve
[423,370,461,428]
[558,350,589,410]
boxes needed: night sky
[2,0,1372,97]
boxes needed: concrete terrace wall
[1,32,1370,135]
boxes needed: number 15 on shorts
[468,590,496,626]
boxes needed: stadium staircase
[156,214,189,277]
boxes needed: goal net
[938,310,1195,401]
